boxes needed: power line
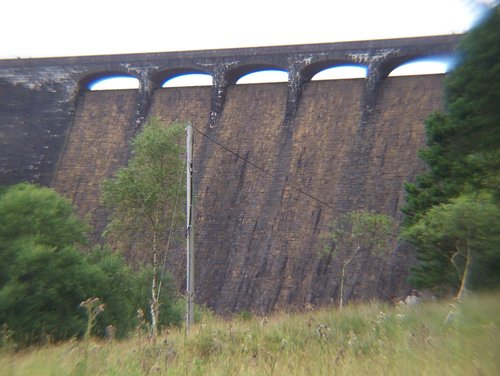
[192,125,340,212]
[157,157,186,302]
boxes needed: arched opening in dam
[235,69,288,84]
[311,65,367,80]
[87,75,140,90]
[389,57,455,76]
[161,73,213,87]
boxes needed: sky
[0,0,494,87]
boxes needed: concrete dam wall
[52,76,443,313]
[0,36,456,313]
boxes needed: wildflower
[316,324,330,339]
[304,302,314,311]
[347,330,357,346]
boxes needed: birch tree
[322,210,395,309]
[103,117,185,336]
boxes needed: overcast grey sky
[1,0,494,88]
[0,0,491,59]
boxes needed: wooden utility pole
[186,123,195,331]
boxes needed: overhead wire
[157,157,186,302]
[156,123,345,304]
[192,125,340,212]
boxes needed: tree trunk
[339,263,346,310]
[339,245,359,310]
[456,240,472,302]
[150,230,159,337]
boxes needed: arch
[388,57,454,77]
[311,65,367,81]
[154,68,213,88]
[162,73,212,87]
[226,64,287,85]
[381,54,456,78]
[81,72,140,91]
[236,70,288,85]
[301,60,367,82]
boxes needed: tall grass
[1,293,498,375]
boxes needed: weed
[80,297,105,340]
[0,293,498,375]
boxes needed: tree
[403,6,500,225]
[402,193,500,300]
[402,6,500,291]
[0,183,97,344]
[103,117,186,336]
[0,183,88,289]
[0,241,103,344]
[86,246,183,337]
[0,183,167,345]
[322,210,396,309]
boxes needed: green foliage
[402,193,500,293]
[85,246,142,338]
[0,183,87,249]
[131,267,184,330]
[235,310,253,321]
[103,117,186,335]
[102,117,186,254]
[324,210,395,256]
[0,183,183,346]
[84,246,183,337]
[323,210,396,307]
[402,6,500,291]
[2,294,499,375]
[0,184,101,344]
[0,183,87,288]
[403,7,500,224]
[0,241,100,344]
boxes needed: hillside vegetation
[1,293,498,376]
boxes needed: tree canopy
[0,184,94,344]
[103,117,186,336]
[0,183,182,346]
[402,6,500,293]
[322,210,395,308]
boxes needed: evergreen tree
[403,6,500,291]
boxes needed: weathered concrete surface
[0,36,456,313]
[0,35,459,187]
[51,90,138,239]
[0,77,77,186]
[52,76,441,314]
[188,76,443,313]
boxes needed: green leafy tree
[0,241,103,344]
[402,193,500,300]
[0,184,96,344]
[87,247,183,337]
[402,6,500,290]
[0,183,87,288]
[86,246,141,338]
[103,117,186,336]
[322,210,396,309]
[131,267,183,330]
[0,184,163,345]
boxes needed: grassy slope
[1,293,499,375]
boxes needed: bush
[131,267,184,331]
[0,241,102,344]
[0,184,183,345]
